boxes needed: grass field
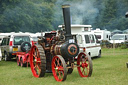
[0,48,128,85]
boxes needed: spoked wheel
[52,55,67,82]
[77,52,93,77]
[30,45,46,78]
[17,57,20,66]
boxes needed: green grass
[0,48,128,85]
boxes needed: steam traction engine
[30,5,93,81]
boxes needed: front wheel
[52,55,67,82]
[77,52,93,77]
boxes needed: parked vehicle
[16,42,31,67]
[58,24,92,33]
[109,34,128,44]
[59,25,101,58]
[92,28,111,41]
[29,34,38,44]
[73,33,101,58]
[0,33,34,61]
[0,33,11,44]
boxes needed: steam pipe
[62,5,72,41]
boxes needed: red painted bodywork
[16,52,30,67]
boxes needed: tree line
[0,0,128,33]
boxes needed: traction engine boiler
[30,5,93,81]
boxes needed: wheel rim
[77,53,92,77]
[52,55,67,82]
[30,46,41,78]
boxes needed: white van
[59,25,101,58]
[109,34,128,44]
[72,32,101,58]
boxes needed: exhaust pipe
[62,5,72,41]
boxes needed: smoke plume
[54,0,99,25]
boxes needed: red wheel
[52,55,67,82]
[30,45,46,78]
[17,57,20,66]
[77,52,93,77]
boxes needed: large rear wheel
[77,52,93,77]
[30,45,46,78]
[52,55,67,82]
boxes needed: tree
[0,0,55,32]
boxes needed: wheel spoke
[55,58,58,66]
[82,68,86,76]
[82,68,84,73]
[55,69,58,74]
[36,49,39,58]
[60,62,63,67]
[84,58,87,64]
[34,64,37,69]
[33,59,41,75]
[62,71,64,79]
[86,67,89,76]
[57,58,60,66]
[33,50,36,58]
[37,64,41,75]
[54,62,57,67]
[33,53,36,58]
[58,71,61,79]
